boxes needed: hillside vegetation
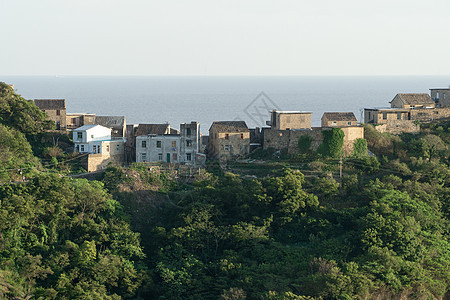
[0,82,448,299]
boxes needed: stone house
[364,108,409,124]
[66,113,96,130]
[208,121,250,161]
[95,116,126,137]
[73,124,125,172]
[321,112,357,127]
[267,110,311,130]
[34,99,67,130]
[430,88,450,108]
[135,122,200,165]
[390,93,435,109]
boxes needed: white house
[136,122,200,165]
[73,124,112,153]
[73,124,126,171]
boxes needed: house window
[186,128,191,136]
[186,153,192,161]
[116,144,120,152]
[240,133,244,139]
[80,145,85,152]
[186,140,192,147]
[91,134,94,139]
[56,110,60,116]
[348,121,352,126]
[383,113,387,120]
[93,145,97,153]
[225,134,229,140]
[141,153,147,162]
[225,145,229,151]
[397,113,402,120]
[436,92,440,99]
[172,153,177,161]
[158,153,163,160]
[77,132,83,140]
[157,141,161,148]
[106,145,110,152]
[332,121,337,126]
[142,141,147,148]
[410,105,415,109]
[172,141,176,148]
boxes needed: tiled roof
[135,124,170,136]
[34,99,66,110]
[394,94,435,105]
[95,116,125,129]
[322,112,357,121]
[209,121,249,132]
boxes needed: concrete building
[321,112,357,127]
[208,121,250,161]
[73,124,125,172]
[390,94,435,109]
[34,99,67,130]
[66,113,96,130]
[267,110,311,130]
[135,122,201,165]
[430,88,450,108]
[125,123,172,162]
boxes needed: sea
[2,76,450,134]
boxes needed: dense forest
[0,82,449,299]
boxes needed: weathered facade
[390,93,435,109]
[208,121,250,161]
[430,88,450,108]
[263,126,364,156]
[321,112,357,127]
[125,124,171,162]
[267,110,311,130]
[34,99,67,130]
[364,108,409,124]
[66,113,96,130]
[136,122,201,165]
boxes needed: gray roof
[322,112,357,121]
[391,94,435,105]
[209,121,249,132]
[34,99,66,110]
[74,124,109,132]
[135,124,170,136]
[95,116,125,129]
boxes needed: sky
[1,0,449,76]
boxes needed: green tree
[0,82,53,134]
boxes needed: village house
[430,88,450,108]
[208,121,250,161]
[267,110,311,130]
[125,123,172,162]
[34,99,67,130]
[135,122,200,165]
[390,93,435,109]
[321,112,357,127]
[73,124,126,172]
[66,113,96,130]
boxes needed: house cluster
[32,86,449,172]
[364,88,450,134]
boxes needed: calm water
[2,76,450,134]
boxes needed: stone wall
[409,107,450,122]
[374,121,420,134]
[263,126,364,156]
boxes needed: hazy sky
[1,0,449,76]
